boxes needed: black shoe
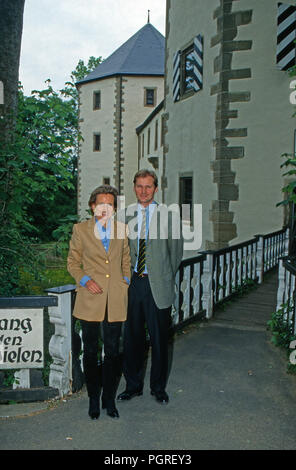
[106,405,120,419]
[102,396,120,419]
[151,390,169,404]
[88,397,100,419]
[117,389,143,401]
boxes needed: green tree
[16,81,78,239]
[0,55,102,294]
[70,56,102,83]
[15,56,102,241]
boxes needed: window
[179,176,193,220]
[161,115,165,147]
[93,91,101,110]
[142,134,145,158]
[138,135,141,159]
[173,34,203,102]
[147,128,151,154]
[93,133,101,151]
[154,120,158,150]
[103,177,110,185]
[181,45,196,95]
[276,3,296,70]
[144,88,156,107]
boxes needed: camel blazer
[67,216,131,322]
[121,203,183,309]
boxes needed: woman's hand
[85,279,103,294]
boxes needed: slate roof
[76,23,165,85]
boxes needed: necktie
[137,209,146,275]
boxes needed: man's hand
[85,279,103,294]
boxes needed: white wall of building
[229,0,294,242]
[78,75,164,217]
[164,0,292,250]
[137,106,164,204]
[77,77,116,219]
[164,0,219,249]
[121,76,164,205]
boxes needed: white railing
[172,227,289,324]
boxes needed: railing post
[46,285,76,397]
[200,251,214,319]
[255,235,264,284]
[13,369,30,389]
[181,265,191,321]
[276,257,286,312]
[192,260,202,315]
[172,270,180,325]
[284,227,290,256]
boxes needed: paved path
[1,270,296,450]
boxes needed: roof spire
[147,9,150,23]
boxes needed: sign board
[0,309,44,369]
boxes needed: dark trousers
[80,318,122,403]
[123,274,171,393]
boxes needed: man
[117,169,183,404]
[67,185,130,419]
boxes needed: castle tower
[76,23,165,218]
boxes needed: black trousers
[80,318,122,402]
[123,274,171,393]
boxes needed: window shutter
[192,34,203,92]
[173,50,181,102]
[277,2,296,70]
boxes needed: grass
[19,267,75,295]
[18,242,75,295]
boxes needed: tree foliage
[0,55,102,294]
[12,81,78,235]
[16,55,102,239]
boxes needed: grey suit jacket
[120,203,183,309]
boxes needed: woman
[67,185,130,419]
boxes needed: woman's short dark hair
[88,185,119,213]
[133,169,158,188]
